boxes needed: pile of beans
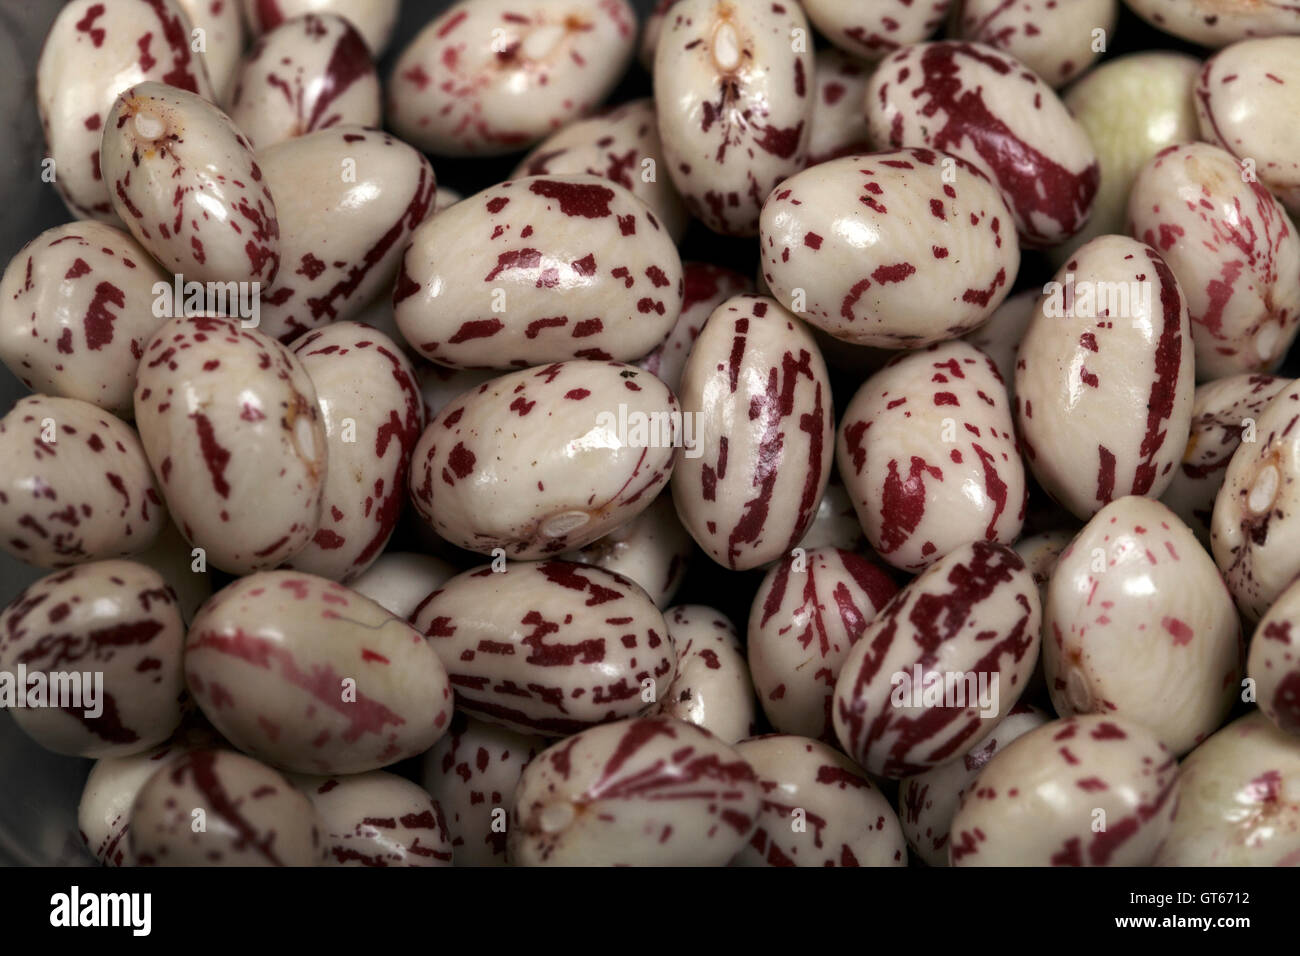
[2,0,1299,867]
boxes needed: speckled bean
[1124,0,1300,49]
[673,295,833,570]
[410,560,673,735]
[806,49,874,166]
[414,363,497,421]
[865,41,1099,246]
[0,395,164,567]
[409,361,678,558]
[509,715,759,865]
[962,289,1037,392]
[655,605,755,744]
[348,552,458,621]
[832,540,1040,778]
[749,547,898,741]
[242,0,401,56]
[1248,578,1300,736]
[388,0,636,156]
[636,261,752,395]
[133,316,327,573]
[79,738,198,866]
[1128,143,1300,380]
[802,0,952,61]
[177,0,245,103]
[1015,235,1195,519]
[654,0,814,236]
[184,570,454,774]
[838,341,1026,570]
[954,0,1117,87]
[793,475,867,554]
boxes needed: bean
[656,605,755,744]
[802,0,952,62]
[806,49,874,167]
[349,552,457,621]
[1124,0,1300,49]
[79,740,194,867]
[1248,578,1300,736]
[176,0,245,104]
[241,0,401,57]
[953,0,1118,88]
[962,289,1037,392]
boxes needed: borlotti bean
[0,560,184,758]
[1128,143,1300,380]
[1211,381,1300,622]
[256,127,437,344]
[1124,0,1300,49]
[898,703,1048,867]
[561,492,692,609]
[509,715,760,866]
[0,395,164,567]
[1162,374,1290,544]
[1055,51,1201,267]
[865,41,1099,247]
[0,221,170,417]
[409,361,678,558]
[415,364,497,421]
[227,14,381,151]
[133,316,327,573]
[1013,529,1072,699]
[962,290,1038,391]
[388,0,636,157]
[131,748,324,866]
[421,713,546,867]
[801,0,952,61]
[833,540,1041,778]
[948,714,1179,866]
[290,771,454,867]
[733,734,907,867]
[184,571,454,774]
[760,150,1018,347]
[36,0,214,223]
[349,552,458,621]
[1155,712,1300,865]
[806,50,874,167]
[953,0,1117,88]
[673,295,833,570]
[637,262,752,396]
[176,0,245,104]
[795,476,868,554]
[242,0,401,57]
[512,99,690,242]
[639,0,676,69]
[132,519,212,623]
[410,560,674,735]
[838,342,1026,570]
[655,605,755,744]
[287,323,423,581]
[749,548,898,742]
[654,0,814,237]
[1015,235,1195,520]
[394,175,683,369]
[1044,496,1241,756]
[101,82,281,287]
[1249,578,1300,736]
[79,739,198,866]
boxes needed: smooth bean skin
[561,491,692,609]
[949,715,1179,866]
[131,520,211,624]
[176,0,245,103]
[227,13,381,151]
[79,740,195,867]
[509,715,760,866]
[257,126,437,344]
[185,571,454,774]
[421,713,546,867]
[1044,496,1241,756]
[0,395,164,568]
[953,0,1117,87]
[348,552,458,621]
[1015,235,1195,520]
[793,476,867,554]
[865,41,1099,247]
[1248,578,1300,736]
[673,295,833,570]
[1154,712,1300,866]
[1211,382,1300,622]
[832,540,1040,778]
[802,0,952,62]
[134,316,327,574]
[388,0,636,156]
[1128,143,1300,380]
[101,82,281,286]
[0,221,170,417]
[749,547,898,742]
[36,0,213,223]
[898,703,1049,867]
[806,49,874,166]
[733,734,907,867]
[415,364,497,422]
[130,748,324,866]
[290,771,454,867]
[656,605,755,744]
[654,0,814,236]
[410,560,674,736]
[962,290,1037,392]
[837,341,1026,571]
[1162,374,1290,544]
[637,262,752,396]
[0,560,184,758]
[287,323,423,582]
[759,150,1018,347]
[1124,0,1300,49]
[409,361,678,559]
[241,0,401,57]
[394,175,683,369]
[512,99,690,242]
